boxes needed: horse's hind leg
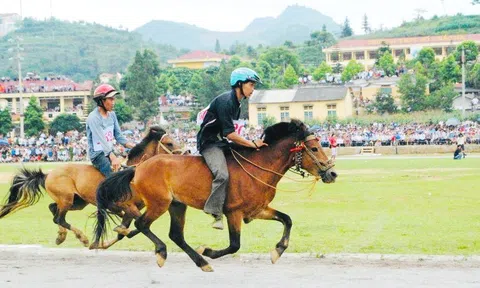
[168,201,212,272]
[54,197,89,247]
[251,206,292,264]
[99,205,142,250]
[49,203,67,245]
[197,211,242,260]
[134,204,170,268]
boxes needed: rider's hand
[109,153,122,171]
[252,139,268,150]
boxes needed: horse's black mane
[262,119,310,145]
[127,126,167,159]
[229,119,310,154]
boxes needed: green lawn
[0,156,479,255]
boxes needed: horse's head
[264,119,337,183]
[126,126,189,166]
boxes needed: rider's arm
[226,132,267,149]
[111,112,135,149]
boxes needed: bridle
[289,134,335,178]
[156,134,189,155]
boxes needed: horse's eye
[311,147,318,152]
[167,143,174,147]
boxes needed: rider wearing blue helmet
[197,67,268,230]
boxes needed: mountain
[0,18,181,82]
[135,5,342,50]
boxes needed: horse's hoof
[113,225,131,236]
[81,239,90,247]
[156,254,166,267]
[270,249,281,264]
[89,242,99,250]
[200,264,214,272]
[196,246,206,255]
[55,235,66,245]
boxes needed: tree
[168,74,181,95]
[188,73,203,96]
[378,53,396,76]
[282,64,298,87]
[425,84,457,112]
[321,24,327,32]
[215,39,221,53]
[123,49,161,124]
[341,17,353,37]
[440,55,461,84]
[229,56,242,68]
[24,97,45,137]
[283,40,295,49]
[332,63,343,74]
[341,60,364,82]
[49,114,83,134]
[372,91,398,114]
[157,74,169,95]
[467,63,480,89]
[454,41,479,63]
[262,115,276,129]
[362,14,371,34]
[417,47,436,70]
[259,47,300,74]
[398,73,428,112]
[0,108,13,137]
[312,62,332,81]
[375,42,392,65]
[256,60,273,89]
[114,99,133,125]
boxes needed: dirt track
[0,245,479,288]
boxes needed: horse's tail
[0,168,46,218]
[93,167,136,246]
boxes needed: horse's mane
[128,126,167,159]
[229,119,310,154]
[262,119,310,145]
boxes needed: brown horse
[92,119,337,271]
[0,126,185,247]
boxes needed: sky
[2,0,479,34]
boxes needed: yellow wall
[172,61,205,69]
[249,93,352,126]
[360,86,401,101]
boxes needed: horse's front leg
[252,206,292,264]
[197,211,242,259]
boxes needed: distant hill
[135,5,342,50]
[353,14,480,39]
[0,18,181,81]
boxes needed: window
[368,51,377,59]
[304,105,313,121]
[343,52,352,61]
[355,51,365,60]
[394,49,404,57]
[380,86,392,95]
[280,106,290,122]
[257,107,266,125]
[330,53,339,62]
[433,47,442,56]
[327,104,336,117]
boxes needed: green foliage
[341,60,363,82]
[24,97,45,137]
[49,114,83,134]
[168,74,181,95]
[215,39,221,53]
[371,92,398,114]
[439,55,461,84]
[454,41,479,63]
[375,42,392,65]
[261,115,277,128]
[467,63,480,89]
[425,84,457,112]
[378,53,396,76]
[362,14,371,34]
[398,73,429,112]
[0,108,13,137]
[123,49,160,124]
[256,61,274,89]
[332,63,343,74]
[341,17,353,37]
[282,64,298,87]
[260,47,300,74]
[188,73,203,95]
[0,18,179,81]
[417,47,436,69]
[312,62,332,81]
[114,99,133,125]
[229,56,242,68]
[157,74,169,95]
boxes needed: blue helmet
[230,67,262,87]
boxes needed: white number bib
[93,126,114,152]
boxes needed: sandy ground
[0,245,479,288]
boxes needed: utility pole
[8,37,25,139]
[462,46,466,117]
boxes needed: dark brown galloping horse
[92,119,337,271]
[0,126,185,247]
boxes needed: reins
[156,134,189,155]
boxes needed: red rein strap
[289,144,304,153]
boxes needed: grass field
[0,156,479,255]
